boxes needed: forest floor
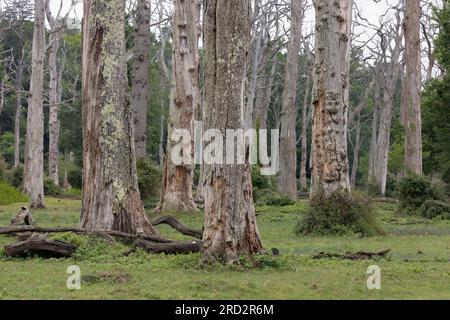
[0,198,449,299]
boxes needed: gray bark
[14,47,24,168]
[132,0,151,159]
[278,0,303,200]
[202,0,263,264]
[311,0,352,197]
[23,0,45,209]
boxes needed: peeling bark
[202,0,263,264]
[157,0,201,213]
[311,0,352,196]
[81,0,158,236]
[23,0,45,209]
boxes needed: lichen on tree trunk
[202,0,263,264]
[80,0,157,236]
[310,0,352,197]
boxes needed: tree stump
[10,207,36,226]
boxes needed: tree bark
[80,0,158,236]
[367,103,378,183]
[350,116,361,188]
[403,0,423,175]
[132,0,151,159]
[23,0,45,209]
[14,48,25,168]
[202,0,263,264]
[299,52,312,192]
[156,0,200,213]
[311,0,352,197]
[278,0,303,200]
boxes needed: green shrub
[251,166,271,190]
[0,157,7,182]
[397,174,444,214]
[137,159,162,200]
[44,177,63,197]
[419,200,450,220]
[7,165,23,188]
[0,181,28,205]
[367,174,397,197]
[296,189,383,236]
[253,188,295,206]
[67,168,83,189]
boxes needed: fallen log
[4,235,77,258]
[312,249,391,260]
[0,226,173,243]
[134,239,202,254]
[151,216,203,239]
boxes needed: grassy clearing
[0,198,449,299]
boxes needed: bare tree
[311,0,352,196]
[80,0,158,235]
[23,0,45,209]
[202,0,263,264]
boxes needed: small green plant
[0,181,28,205]
[419,200,450,220]
[67,168,83,189]
[137,159,162,200]
[397,174,444,214]
[296,189,383,236]
[7,165,23,188]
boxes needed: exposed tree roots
[134,239,201,254]
[152,216,203,239]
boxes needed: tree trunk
[202,0,263,264]
[156,0,200,213]
[278,0,303,200]
[132,0,151,159]
[48,31,61,185]
[14,48,24,168]
[367,104,378,183]
[299,56,312,192]
[403,0,422,175]
[23,0,45,209]
[80,0,158,236]
[350,116,361,188]
[311,0,352,197]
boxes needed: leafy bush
[397,174,444,214]
[137,159,162,200]
[366,174,397,197]
[0,181,28,205]
[67,168,83,189]
[419,200,450,220]
[44,177,63,197]
[296,189,383,236]
[7,165,23,188]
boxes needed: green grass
[0,199,450,299]
[0,182,28,206]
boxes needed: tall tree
[156,0,200,213]
[403,0,423,174]
[311,0,352,196]
[80,0,158,235]
[278,0,303,200]
[23,0,45,208]
[45,0,75,186]
[202,0,263,264]
[132,0,151,159]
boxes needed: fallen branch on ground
[4,234,77,257]
[134,239,201,254]
[312,249,391,260]
[151,216,203,239]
